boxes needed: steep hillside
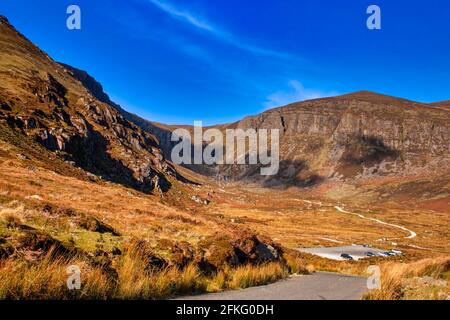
[0,16,296,299]
[231,91,449,184]
[55,44,450,202]
[147,91,450,190]
[431,100,450,111]
[57,63,186,164]
[0,16,181,194]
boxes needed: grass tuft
[228,262,288,290]
[364,257,450,300]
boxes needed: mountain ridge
[0,16,186,194]
[1,15,449,192]
[53,61,450,187]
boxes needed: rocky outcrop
[0,17,183,194]
[197,233,282,272]
[1,16,448,191]
[232,92,449,185]
[59,64,178,158]
[148,91,450,186]
[124,234,282,273]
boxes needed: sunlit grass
[0,243,307,299]
[364,257,450,300]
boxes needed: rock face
[230,92,449,183]
[149,91,450,186]
[58,63,203,181]
[1,15,448,191]
[0,16,182,193]
[197,233,282,272]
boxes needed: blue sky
[1,0,449,125]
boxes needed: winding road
[294,198,417,240]
[334,206,417,239]
[177,200,417,300]
[176,272,368,300]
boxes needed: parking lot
[297,245,401,261]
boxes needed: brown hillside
[0,16,181,193]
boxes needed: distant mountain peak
[339,90,405,101]
[343,90,381,97]
[323,90,431,109]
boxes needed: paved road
[176,272,368,300]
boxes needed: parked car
[365,252,376,257]
[377,252,390,257]
[340,253,354,260]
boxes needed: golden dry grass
[206,270,227,292]
[282,252,310,274]
[0,249,111,299]
[1,121,449,300]
[364,257,450,300]
[227,262,287,289]
[0,247,297,299]
[114,243,206,299]
[202,185,450,258]
[0,157,304,299]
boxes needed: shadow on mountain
[260,159,325,189]
[60,62,196,187]
[341,135,401,166]
[343,135,400,165]
[62,122,172,194]
[222,159,324,189]
[334,135,401,178]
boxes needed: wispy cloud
[146,0,296,60]
[264,80,338,109]
[148,0,214,32]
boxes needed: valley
[0,14,449,300]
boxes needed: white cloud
[264,80,338,109]
[146,0,296,60]
[148,0,214,32]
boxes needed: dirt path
[176,272,368,300]
[292,198,417,240]
[334,206,417,239]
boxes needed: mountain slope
[2,14,448,195]
[0,16,181,193]
[231,91,449,183]
[60,53,449,197]
[0,17,292,296]
[431,100,450,111]
[146,91,450,189]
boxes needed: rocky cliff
[2,14,448,191]
[235,91,448,183]
[150,91,450,187]
[0,16,182,193]
[56,51,450,189]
